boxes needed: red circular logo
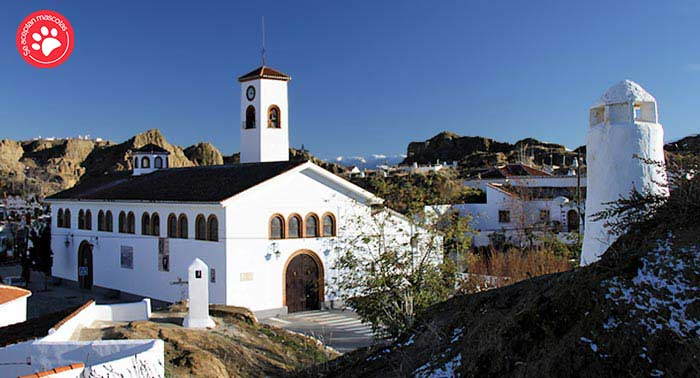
[16,10,74,68]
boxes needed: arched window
[288,214,302,239]
[85,210,92,230]
[151,213,160,237]
[167,214,177,238]
[78,210,85,230]
[57,209,64,228]
[105,211,113,232]
[245,105,256,129]
[154,156,163,169]
[64,209,71,228]
[268,105,281,128]
[119,211,127,233]
[305,214,319,238]
[178,214,188,239]
[142,213,151,235]
[141,157,150,169]
[322,213,336,237]
[127,211,136,234]
[195,215,206,240]
[207,215,218,242]
[270,215,285,239]
[134,157,139,169]
[98,210,105,231]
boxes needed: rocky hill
[0,129,346,198]
[403,131,580,169]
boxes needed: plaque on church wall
[158,238,169,272]
[120,246,134,269]
[240,272,254,282]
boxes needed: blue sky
[1,1,699,160]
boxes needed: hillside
[298,167,700,378]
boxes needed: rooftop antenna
[261,16,267,66]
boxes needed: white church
[46,65,423,317]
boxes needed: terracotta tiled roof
[238,66,291,82]
[0,284,31,305]
[46,160,306,202]
[18,363,85,378]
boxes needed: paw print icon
[16,10,74,68]
[32,26,62,57]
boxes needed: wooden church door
[285,253,321,313]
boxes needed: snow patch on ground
[602,240,700,338]
[414,354,462,378]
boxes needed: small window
[210,268,216,283]
[498,210,510,223]
[105,211,113,232]
[195,215,206,240]
[134,157,139,169]
[207,215,218,242]
[119,211,127,233]
[167,214,177,238]
[141,157,150,169]
[127,212,136,234]
[322,214,336,237]
[305,214,319,238]
[57,209,64,228]
[151,213,160,237]
[78,210,85,230]
[98,210,105,231]
[85,210,92,230]
[245,105,256,129]
[539,210,550,222]
[178,214,188,239]
[268,105,281,128]
[142,213,151,235]
[64,209,71,228]
[288,215,302,238]
[270,215,285,239]
[154,156,163,169]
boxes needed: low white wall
[93,299,151,322]
[0,296,27,328]
[43,302,97,342]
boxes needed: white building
[581,80,667,265]
[438,170,586,247]
[45,64,423,317]
[0,285,31,327]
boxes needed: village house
[44,65,425,317]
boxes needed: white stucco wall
[0,296,27,327]
[49,201,227,304]
[581,120,666,265]
[0,340,163,378]
[223,166,367,312]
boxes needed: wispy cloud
[687,63,700,71]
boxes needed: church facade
[46,65,422,316]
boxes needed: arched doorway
[567,210,579,232]
[284,250,324,313]
[77,241,93,290]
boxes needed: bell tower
[238,66,291,163]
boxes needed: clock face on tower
[246,86,256,101]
